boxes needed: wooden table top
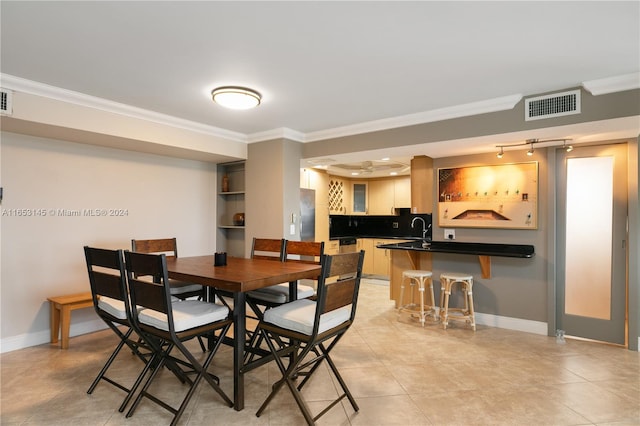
[165,255,321,293]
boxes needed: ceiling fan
[332,160,409,176]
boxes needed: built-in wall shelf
[216,161,246,257]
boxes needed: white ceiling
[1,1,639,175]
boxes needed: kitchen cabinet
[368,179,395,215]
[394,176,411,209]
[325,240,340,255]
[368,177,411,215]
[357,238,375,274]
[328,177,350,214]
[351,182,368,214]
[217,161,246,257]
[372,238,398,276]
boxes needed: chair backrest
[251,238,286,261]
[131,238,178,259]
[314,251,365,333]
[124,251,175,331]
[285,240,324,264]
[84,246,130,316]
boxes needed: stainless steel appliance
[300,188,315,241]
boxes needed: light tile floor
[2,279,639,425]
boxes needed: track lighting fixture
[527,140,535,156]
[495,138,573,158]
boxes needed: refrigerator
[300,188,316,241]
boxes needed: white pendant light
[211,86,261,110]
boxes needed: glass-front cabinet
[352,182,368,214]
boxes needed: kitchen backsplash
[330,211,432,240]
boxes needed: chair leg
[256,329,295,417]
[170,333,232,425]
[257,329,355,426]
[126,325,232,426]
[196,335,206,352]
[87,327,132,394]
[87,325,153,413]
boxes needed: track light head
[497,147,504,158]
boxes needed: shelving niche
[217,161,245,257]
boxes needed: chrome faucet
[411,216,429,240]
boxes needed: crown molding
[0,73,248,143]
[246,127,305,143]
[300,94,523,143]
[582,72,640,96]
[6,72,636,147]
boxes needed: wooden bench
[47,292,94,349]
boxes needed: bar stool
[439,272,476,331]
[398,270,436,326]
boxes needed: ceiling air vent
[524,89,580,121]
[0,88,13,116]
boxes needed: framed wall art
[437,162,538,229]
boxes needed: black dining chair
[255,250,365,425]
[247,239,321,311]
[131,237,208,352]
[84,246,151,412]
[123,251,233,426]
[131,238,205,300]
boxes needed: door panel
[556,143,627,345]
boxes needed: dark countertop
[331,235,420,241]
[377,240,535,258]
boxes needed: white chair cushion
[168,279,203,295]
[249,283,315,304]
[139,300,229,332]
[98,295,182,320]
[263,299,351,335]
[98,296,127,320]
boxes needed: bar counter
[376,240,535,258]
[376,240,535,305]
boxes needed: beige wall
[0,132,217,351]
[245,138,304,257]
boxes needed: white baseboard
[474,312,548,335]
[1,319,107,353]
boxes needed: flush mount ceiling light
[496,138,573,158]
[211,86,261,110]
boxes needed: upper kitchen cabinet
[351,181,368,215]
[394,175,411,208]
[217,161,245,257]
[328,176,351,214]
[368,179,394,215]
[368,176,411,215]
